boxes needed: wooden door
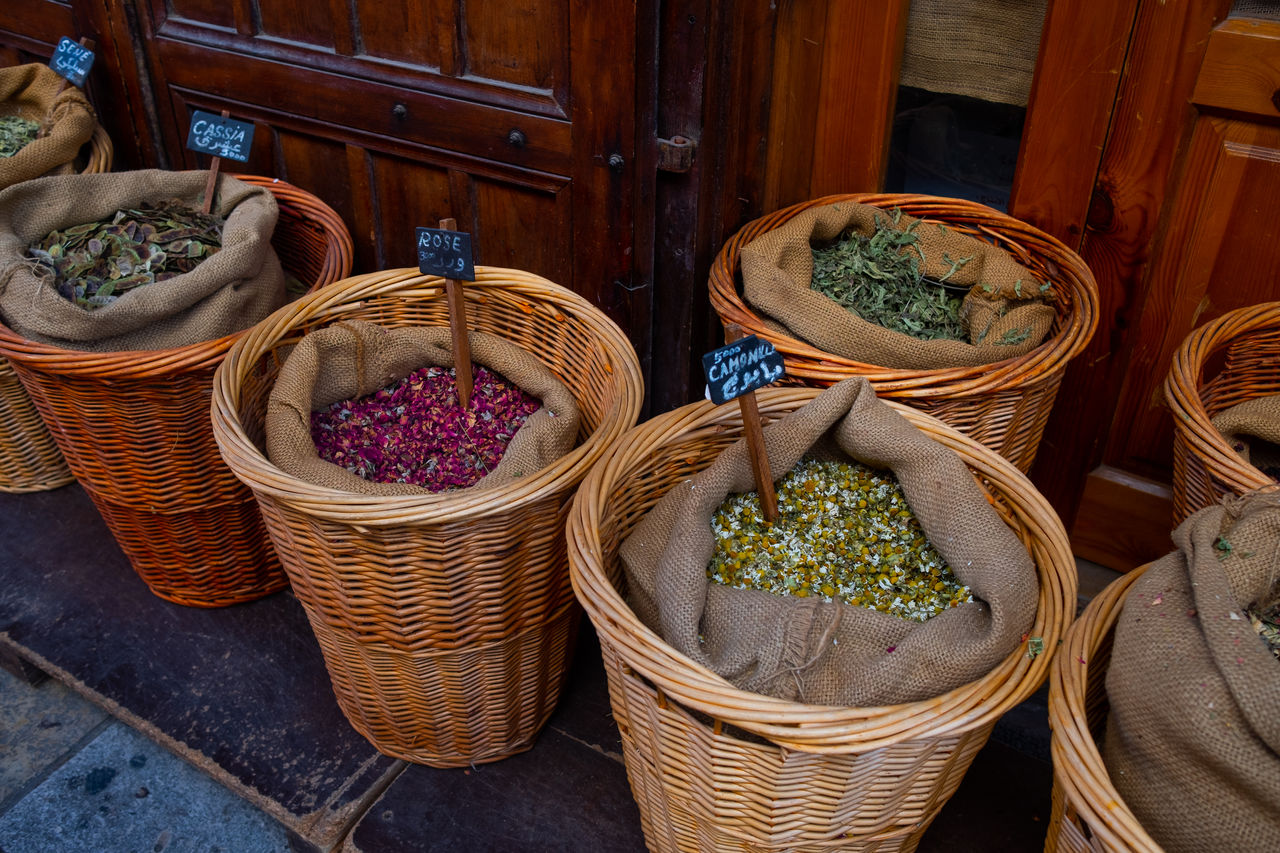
[120,0,643,369]
[1014,1,1280,569]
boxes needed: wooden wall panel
[165,0,234,30]
[472,177,570,285]
[1025,0,1232,532]
[355,0,448,70]
[465,0,566,93]
[1110,117,1280,479]
[368,155,454,270]
[255,1,336,49]
[1010,0,1139,248]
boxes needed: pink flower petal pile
[310,364,541,491]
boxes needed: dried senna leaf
[28,200,225,310]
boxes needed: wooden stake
[200,109,230,215]
[439,217,473,410]
[726,323,777,523]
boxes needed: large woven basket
[209,267,644,766]
[1165,301,1280,523]
[0,123,116,494]
[0,175,353,606]
[708,194,1099,472]
[1045,565,1161,852]
[566,386,1077,852]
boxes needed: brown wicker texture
[209,267,645,766]
[1045,565,1161,853]
[80,123,113,176]
[0,122,115,494]
[708,194,1099,472]
[566,387,1077,852]
[1164,301,1280,523]
[0,174,353,606]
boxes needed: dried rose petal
[310,364,541,491]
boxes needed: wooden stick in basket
[438,217,474,410]
[726,323,778,523]
[200,109,230,215]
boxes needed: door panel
[1055,12,1280,569]
[128,0,640,374]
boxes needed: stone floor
[0,484,1124,853]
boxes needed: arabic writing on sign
[702,335,786,405]
[49,38,95,87]
[416,227,476,280]
[185,111,255,163]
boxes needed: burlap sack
[739,202,1056,370]
[1103,493,1280,852]
[619,377,1038,707]
[1212,394,1280,478]
[0,63,97,188]
[265,320,580,495]
[0,170,285,352]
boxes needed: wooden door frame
[1012,0,1236,568]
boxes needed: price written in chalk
[49,37,95,87]
[416,227,475,280]
[701,335,786,405]
[185,110,254,163]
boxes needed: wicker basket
[1164,301,1280,523]
[1045,565,1161,852]
[0,123,116,494]
[708,194,1099,472]
[566,386,1077,852]
[209,267,644,766]
[0,175,353,606]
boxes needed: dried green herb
[708,458,972,622]
[0,116,40,158]
[1247,600,1280,660]
[811,214,967,341]
[28,200,225,310]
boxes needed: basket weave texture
[1046,565,1162,853]
[708,193,1099,472]
[0,174,353,606]
[1165,301,1280,523]
[567,387,1077,852]
[0,123,115,493]
[209,267,644,766]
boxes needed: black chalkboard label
[185,110,255,163]
[702,335,785,405]
[416,227,475,280]
[48,38,95,87]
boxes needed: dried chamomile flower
[708,458,972,622]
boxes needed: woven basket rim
[0,174,352,376]
[80,123,112,175]
[1164,301,1280,499]
[209,266,645,525]
[1047,564,1163,852]
[565,385,1077,753]
[707,192,1100,394]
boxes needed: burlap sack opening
[1212,394,1280,478]
[265,320,581,496]
[1103,493,1280,852]
[619,377,1038,707]
[0,170,285,352]
[0,64,97,188]
[739,201,1056,370]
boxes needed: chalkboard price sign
[416,227,475,280]
[702,334,785,405]
[48,37,95,87]
[185,110,255,163]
